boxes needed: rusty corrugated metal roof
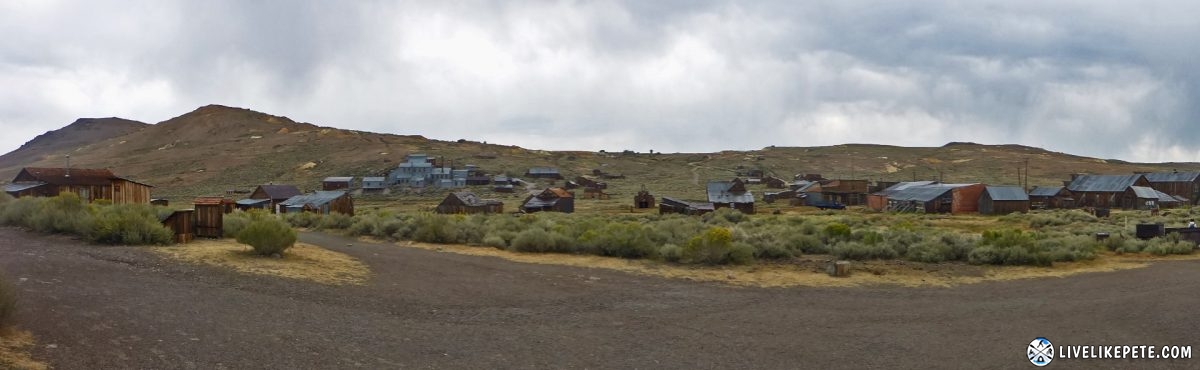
[18,167,117,186]
[193,197,225,206]
[984,186,1029,201]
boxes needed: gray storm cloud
[0,0,1197,162]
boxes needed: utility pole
[1024,158,1030,192]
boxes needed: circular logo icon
[1028,337,1054,367]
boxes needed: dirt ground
[1,226,1198,369]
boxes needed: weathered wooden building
[435,192,503,214]
[4,167,152,204]
[159,209,195,243]
[280,191,355,216]
[521,188,574,213]
[525,167,563,180]
[193,197,225,238]
[979,186,1030,215]
[234,198,270,211]
[322,177,354,191]
[866,181,937,211]
[762,176,787,189]
[634,188,656,209]
[707,178,755,214]
[1028,186,1074,209]
[248,184,302,213]
[1065,174,1151,209]
[659,197,714,215]
[763,190,797,204]
[819,179,870,206]
[884,183,984,213]
[1144,171,1200,205]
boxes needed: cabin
[659,197,715,215]
[1028,186,1073,209]
[763,190,797,204]
[361,177,387,193]
[1126,186,1183,210]
[322,177,354,191]
[572,176,607,189]
[5,167,152,204]
[634,188,656,209]
[582,187,610,200]
[866,181,937,211]
[1065,174,1151,209]
[521,188,574,213]
[1144,171,1200,205]
[435,192,503,214]
[979,186,1030,215]
[279,191,355,216]
[193,197,225,238]
[819,179,870,206]
[248,184,302,213]
[526,167,564,180]
[707,178,754,214]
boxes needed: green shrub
[282,212,321,228]
[1143,238,1194,256]
[580,222,656,259]
[317,213,353,230]
[509,228,575,253]
[905,241,956,263]
[832,241,898,260]
[411,214,456,243]
[703,208,748,224]
[967,245,1052,266]
[683,227,751,264]
[90,204,173,245]
[482,234,508,249]
[823,223,852,242]
[753,241,793,259]
[29,193,94,235]
[222,211,254,238]
[787,234,827,254]
[0,196,42,227]
[237,217,298,256]
[0,275,15,329]
[659,244,683,262]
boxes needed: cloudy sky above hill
[1,0,1198,161]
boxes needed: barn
[435,192,503,214]
[5,167,152,204]
[979,186,1030,215]
[248,184,302,213]
[1028,186,1074,209]
[707,178,754,214]
[280,191,355,216]
[866,181,937,211]
[1144,171,1199,205]
[521,188,574,213]
[1065,174,1150,209]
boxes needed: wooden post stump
[827,260,850,277]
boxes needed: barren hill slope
[1,105,1198,201]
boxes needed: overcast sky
[2,1,1198,162]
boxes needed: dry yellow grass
[378,238,1200,288]
[0,328,47,370]
[153,239,370,286]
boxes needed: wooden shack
[521,188,574,213]
[634,188,656,209]
[160,209,195,243]
[435,192,504,214]
[1066,174,1150,209]
[819,179,870,206]
[659,197,714,215]
[707,178,754,214]
[762,176,787,189]
[979,186,1030,215]
[193,197,225,238]
[5,167,152,204]
[1145,171,1199,205]
[525,167,564,180]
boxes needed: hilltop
[1,105,1198,204]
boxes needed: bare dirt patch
[0,328,47,370]
[152,239,370,285]
[376,238,1200,288]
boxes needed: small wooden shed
[435,192,503,214]
[979,186,1030,215]
[160,209,195,243]
[193,197,225,238]
[280,191,355,216]
[634,188,656,209]
[322,177,354,191]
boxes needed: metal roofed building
[979,186,1030,215]
[707,178,755,214]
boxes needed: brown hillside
[0,117,147,172]
[1,105,1198,204]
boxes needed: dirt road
[1,227,1197,369]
